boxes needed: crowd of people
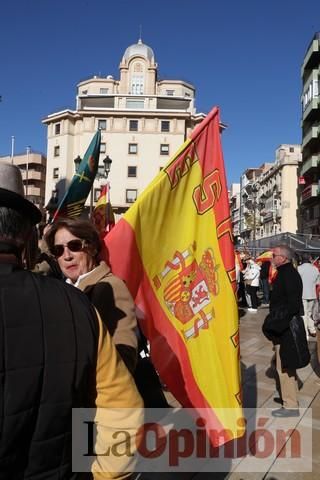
[1,160,320,474]
[0,163,168,479]
[237,245,320,418]
[236,249,320,337]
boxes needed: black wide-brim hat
[0,162,42,225]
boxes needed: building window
[126,99,144,109]
[94,188,102,202]
[133,62,143,73]
[54,146,60,157]
[161,121,170,132]
[128,166,137,177]
[53,167,59,179]
[129,120,138,131]
[126,189,137,203]
[130,64,144,95]
[100,143,106,153]
[81,90,88,95]
[128,143,138,154]
[289,147,294,152]
[99,88,109,94]
[98,119,107,130]
[55,123,61,135]
[166,90,174,96]
[160,144,169,155]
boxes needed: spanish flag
[104,107,243,445]
[92,183,115,237]
[255,250,273,263]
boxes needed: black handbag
[288,315,310,369]
[279,315,310,370]
[262,305,291,341]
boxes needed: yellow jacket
[92,310,143,479]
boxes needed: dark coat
[269,262,303,320]
[0,257,98,479]
[260,260,271,280]
[262,262,308,370]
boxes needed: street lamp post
[251,183,260,243]
[102,155,112,179]
[74,155,113,218]
[91,155,113,217]
[74,155,82,173]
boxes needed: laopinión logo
[72,407,312,473]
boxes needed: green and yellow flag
[104,107,243,445]
[53,130,101,220]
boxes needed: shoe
[273,397,283,405]
[247,308,257,313]
[261,303,269,307]
[271,408,300,418]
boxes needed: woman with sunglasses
[45,217,138,374]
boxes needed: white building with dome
[43,38,205,215]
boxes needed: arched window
[131,62,144,95]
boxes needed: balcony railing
[21,171,43,181]
[25,186,42,197]
[300,154,320,176]
[302,125,320,148]
[301,183,319,202]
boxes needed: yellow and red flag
[104,107,243,444]
[92,183,115,237]
[255,250,273,263]
[255,251,277,283]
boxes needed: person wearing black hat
[0,162,143,478]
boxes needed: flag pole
[10,136,15,164]
[190,106,219,141]
[90,187,94,219]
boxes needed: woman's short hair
[45,217,101,260]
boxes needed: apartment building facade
[229,183,241,240]
[239,166,265,241]
[238,145,301,241]
[258,145,301,237]
[300,32,320,234]
[0,151,46,218]
[43,38,205,214]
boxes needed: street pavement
[229,305,320,479]
[163,304,320,479]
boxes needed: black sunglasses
[51,239,86,258]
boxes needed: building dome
[123,38,154,62]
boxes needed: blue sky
[0,0,319,184]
